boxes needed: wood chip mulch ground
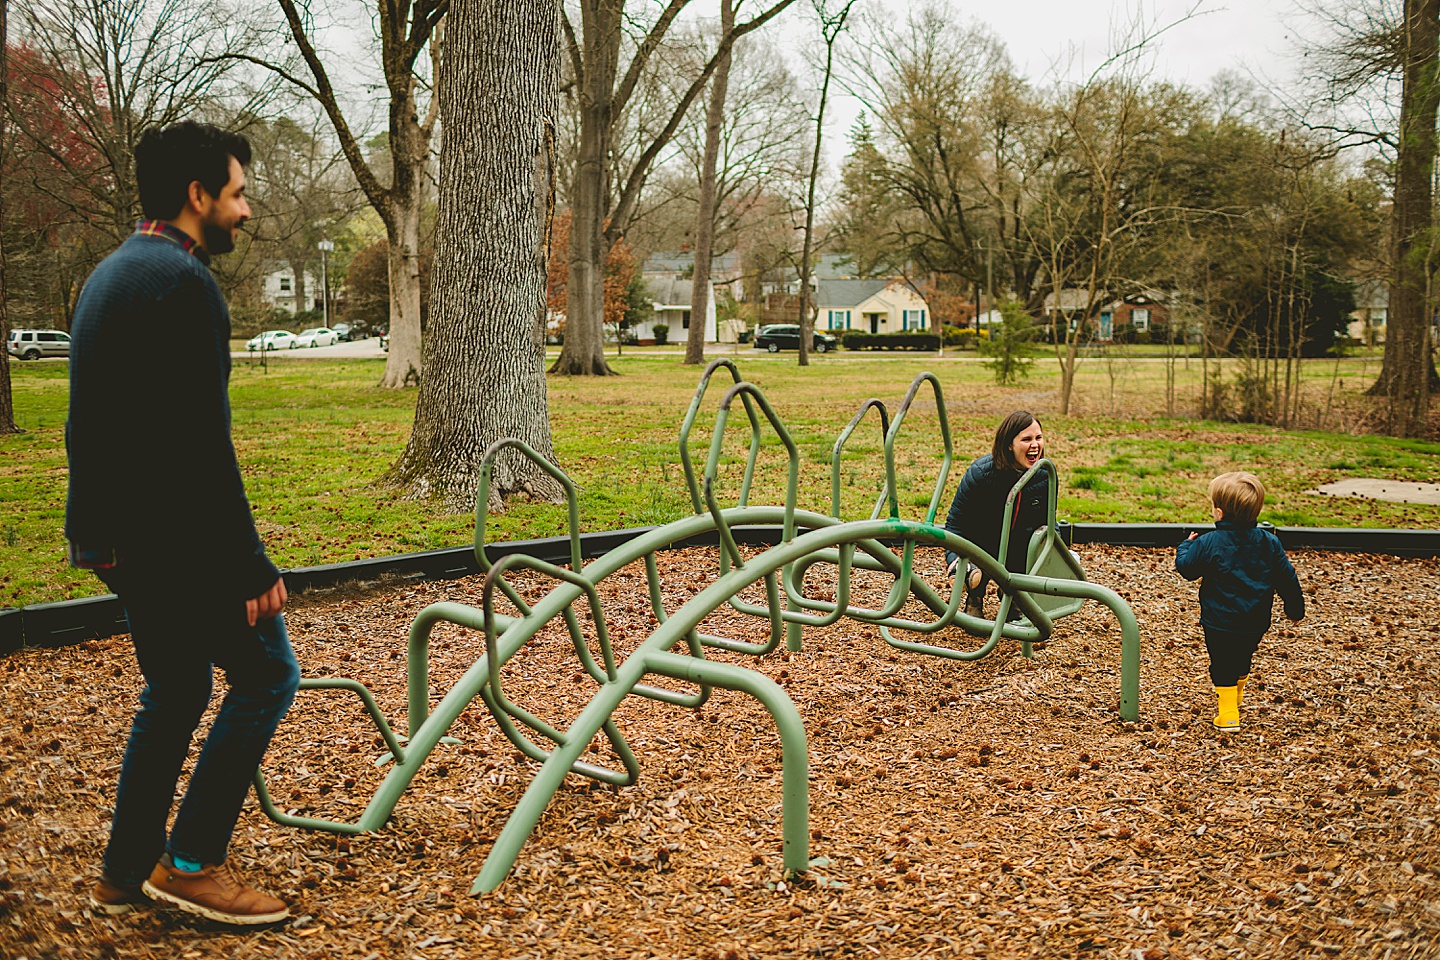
[2,544,1439,960]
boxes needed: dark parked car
[753,324,837,353]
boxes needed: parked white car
[294,327,339,348]
[246,330,298,352]
[7,329,71,360]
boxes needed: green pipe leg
[645,651,809,877]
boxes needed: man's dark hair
[134,121,252,220]
[991,409,1041,472]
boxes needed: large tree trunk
[685,0,734,366]
[273,0,442,390]
[379,75,430,389]
[288,259,308,313]
[380,190,425,388]
[797,15,846,368]
[550,0,620,376]
[1371,0,1440,435]
[387,0,563,510]
[0,0,16,435]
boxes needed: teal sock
[171,855,203,873]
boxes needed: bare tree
[7,0,269,307]
[384,0,563,510]
[1374,0,1436,434]
[550,0,796,376]
[1029,72,1170,415]
[795,0,857,367]
[840,6,1042,309]
[684,0,733,365]
[243,113,365,315]
[1298,0,1437,433]
[236,0,445,388]
[0,0,17,435]
[632,32,808,256]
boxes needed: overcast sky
[972,0,1301,86]
[796,0,1310,161]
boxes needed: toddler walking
[1175,471,1304,730]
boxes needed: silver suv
[7,329,72,360]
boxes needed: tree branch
[561,7,585,90]
[202,52,322,100]
[607,0,797,241]
[273,0,392,221]
[613,0,690,118]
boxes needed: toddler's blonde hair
[1208,471,1265,523]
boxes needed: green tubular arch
[996,457,1059,573]
[474,437,580,616]
[471,515,1139,892]
[677,359,763,514]
[831,398,892,519]
[882,372,954,523]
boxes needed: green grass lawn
[3,349,1437,607]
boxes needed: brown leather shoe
[142,857,289,925]
[90,875,149,915]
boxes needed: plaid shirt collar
[134,219,210,265]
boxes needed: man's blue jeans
[97,566,299,885]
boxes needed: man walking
[66,121,299,925]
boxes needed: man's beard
[202,219,237,255]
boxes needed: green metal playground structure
[253,361,1141,894]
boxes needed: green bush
[978,302,1041,385]
[838,331,940,351]
[652,324,669,345]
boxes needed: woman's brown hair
[992,410,1041,472]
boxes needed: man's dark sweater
[65,224,279,603]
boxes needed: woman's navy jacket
[942,454,1049,574]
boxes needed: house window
[279,277,292,292]
[682,310,691,329]
[828,310,850,330]
[902,309,926,330]
[1132,308,1150,332]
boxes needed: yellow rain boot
[1213,686,1240,730]
[1237,675,1248,709]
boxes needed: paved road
[224,341,1387,365]
[232,337,388,360]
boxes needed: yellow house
[1347,281,1387,345]
[815,278,931,334]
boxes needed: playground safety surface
[2,544,1438,959]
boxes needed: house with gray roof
[1347,281,1387,345]
[814,278,932,334]
[632,276,718,344]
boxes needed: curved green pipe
[470,515,1139,891]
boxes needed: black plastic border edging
[3,523,1435,656]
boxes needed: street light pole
[317,239,335,328]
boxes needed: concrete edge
[6,522,1434,655]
